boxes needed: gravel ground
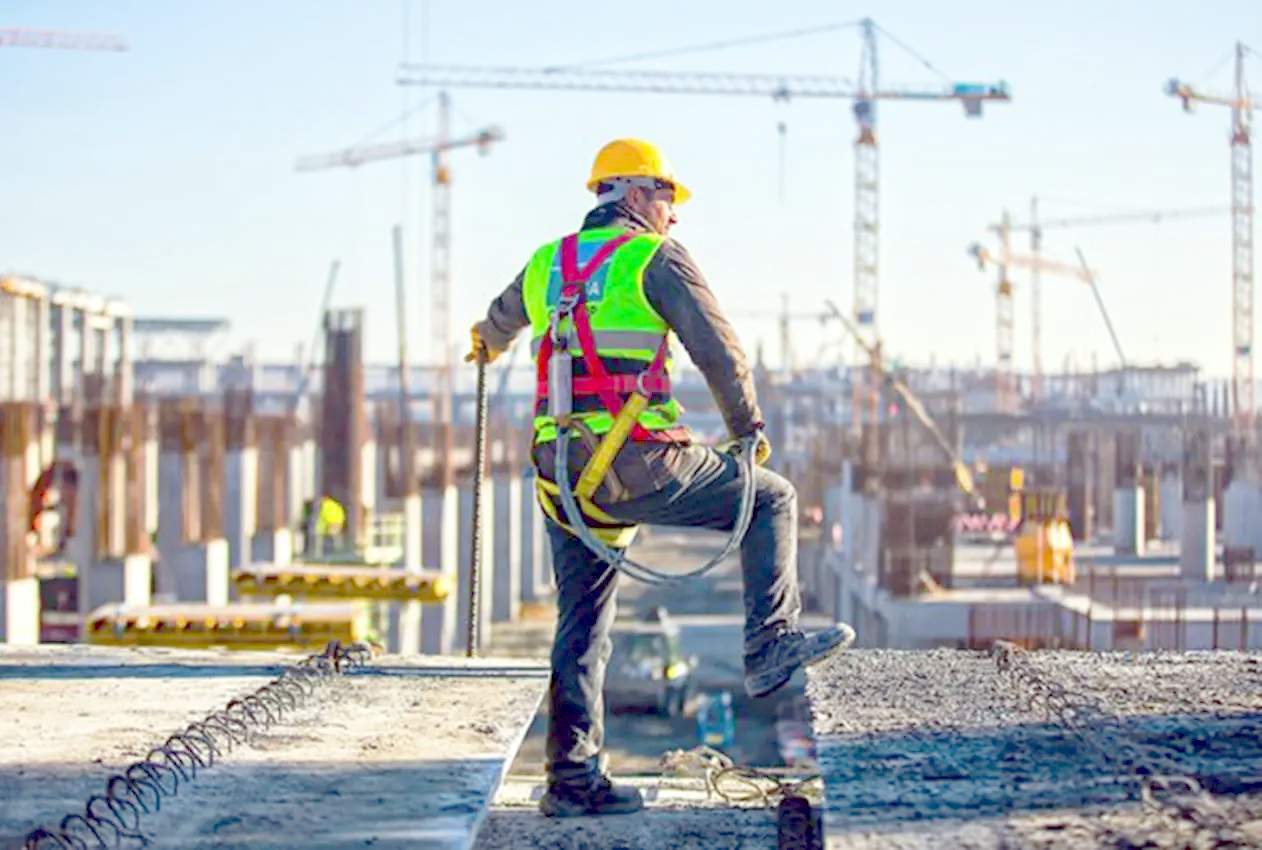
[807,649,1262,849]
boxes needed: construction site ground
[0,646,547,849]
[479,526,823,847]
[808,648,1262,848]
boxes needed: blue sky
[2,1,1259,379]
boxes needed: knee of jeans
[756,469,797,515]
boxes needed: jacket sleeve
[643,239,764,438]
[475,267,530,352]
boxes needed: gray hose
[554,429,759,585]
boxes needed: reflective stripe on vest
[529,329,667,357]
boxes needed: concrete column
[1112,487,1145,555]
[420,485,459,654]
[1222,478,1262,561]
[172,539,229,605]
[68,435,101,616]
[1113,430,1144,555]
[1159,468,1182,541]
[250,529,293,565]
[87,553,152,609]
[1181,427,1213,581]
[223,446,258,568]
[0,578,40,644]
[1,402,39,644]
[1180,499,1215,582]
[491,474,522,623]
[393,492,423,655]
[519,469,548,603]
[155,445,186,598]
[223,390,257,570]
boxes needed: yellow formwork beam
[85,602,365,651]
[233,563,452,603]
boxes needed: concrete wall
[421,485,459,654]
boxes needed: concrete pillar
[393,492,423,655]
[250,529,293,565]
[223,446,258,568]
[223,389,257,570]
[1159,467,1182,541]
[87,553,152,609]
[68,432,101,616]
[1180,427,1213,581]
[1,402,39,644]
[1181,499,1215,582]
[491,474,522,623]
[0,578,40,644]
[519,469,550,603]
[1112,487,1145,555]
[171,539,229,605]
[1222,478,1262,559]
[420,485,459,654]
[1113,431,1144,555]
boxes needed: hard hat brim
[586,176,692,204]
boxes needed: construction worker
[467,138,854,818]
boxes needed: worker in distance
[466,138,854,817]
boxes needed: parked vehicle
[605,612,695,717]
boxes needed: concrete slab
[807,649,1262,849]
[477,774,779,849]
[0,646,547,849]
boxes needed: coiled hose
[554,428,759,585]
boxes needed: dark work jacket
[475,203,764,501]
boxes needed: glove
[464,323,504,364]
[720,430,771,467]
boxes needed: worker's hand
[464,323,504,364]
[720,430,771,467]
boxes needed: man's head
[587,138,691,236]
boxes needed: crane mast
[295,93,504,488]
[1231,43,1255,440]
[399,27,1009,437]
[432,92,455,488]
[1168,43,1259,442]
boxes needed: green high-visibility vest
[523,227,684,443]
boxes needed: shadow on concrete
[815,709,1262,827]
[4,758,516,850]
[473,806,778,850]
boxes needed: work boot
[539,773,644,818]
[744,624,856,698]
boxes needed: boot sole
[539,795,644,818]
[744,625,856,698]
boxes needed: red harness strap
[536,232,681,443]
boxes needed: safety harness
[535,231,759,584]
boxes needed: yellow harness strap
[576,392,649,499]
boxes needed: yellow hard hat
[587,138,692,204]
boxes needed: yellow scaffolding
[233,563,452,603]
[85,602,366,651]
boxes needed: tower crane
[296,94,504,486]
[1167,42,1260,439]
[969,241,1126,407]
[985,204,1229,403]
[397,20,1010,427]
[0,28,126,51]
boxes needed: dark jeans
[544,445,801,784]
